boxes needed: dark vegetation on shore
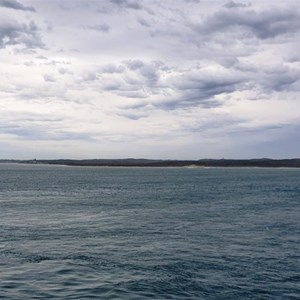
[1,158,300,168]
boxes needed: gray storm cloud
[0,0,35,12]
[0,0,299,159]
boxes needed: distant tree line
[1,158,299,168]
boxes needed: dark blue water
[0,164,299,299]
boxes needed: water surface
[0,164,299,299]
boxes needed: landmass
[1,158,300,168]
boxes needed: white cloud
[0,0,300,159]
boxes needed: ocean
[0,164,299,299]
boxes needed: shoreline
[1,162,300,169]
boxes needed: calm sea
[0,164,299,299]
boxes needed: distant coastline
[1,158,300,168]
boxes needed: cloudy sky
[0,0,300,159]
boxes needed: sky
[0,0,300,159]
